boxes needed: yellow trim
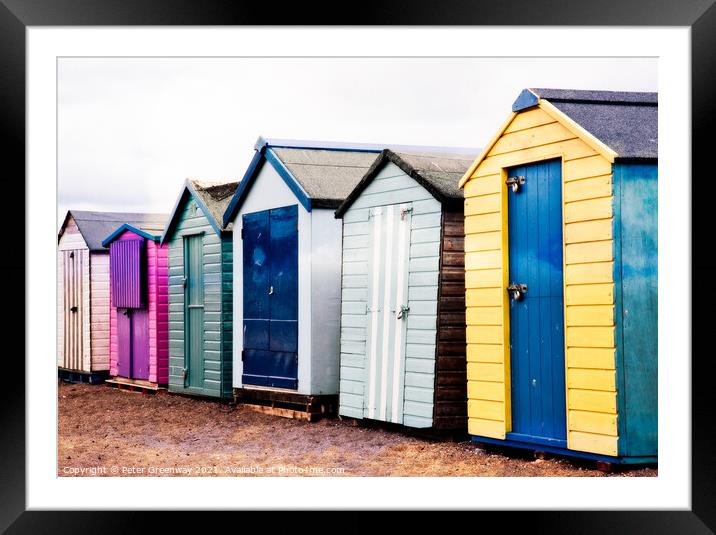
[538,100,617,163]
[459,97,619,189]
[458,112,517,188]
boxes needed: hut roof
[59,210,168,252]
[514,88,658,160]
[161,178,240,244]
[335,149,478,217]
[459,88,658,189]
[223,137,479,224]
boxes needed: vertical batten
[379,205,394,421]
[366,208,382,419]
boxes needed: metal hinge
[241,350,245,362]
[400,206,413,220]
[240,227,245,239]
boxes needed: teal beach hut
[161,179,240,399]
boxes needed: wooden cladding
[433,210,467,429]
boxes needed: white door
[363,203,412,423]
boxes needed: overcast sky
[58,57,657,225]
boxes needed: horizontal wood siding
[433,209,467,429]
[147,239,170,385]
[220,236,233,399]
[339,162,441,428]
[464,106,618,456]
[89,252,110,371]
[167,197,231,398]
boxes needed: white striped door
[62,249,84,371]
[364,203,412,424]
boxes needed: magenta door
[131,309,150,380]
[117,309,131,378]
[116,308,149,380]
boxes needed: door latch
[507,283,528,301]
[396,305,410,320]
[268,286,274,295]
[70,306,78,313]
[506,175,526,193]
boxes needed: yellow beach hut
[459,88,657,464]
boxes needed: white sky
[58,57,657,225]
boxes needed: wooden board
[432,209,468,429]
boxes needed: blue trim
[512,88,540,112]
[160,180,223,245]
[470,435,656,465]
[264,148,312,213]
[265,138,383,154]
[222,149,266,227]
[102,223,161,248]
[506,432,567,449]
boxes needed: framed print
[2,0,712,531]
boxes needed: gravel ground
[58,381,657,477]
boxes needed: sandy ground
[58,381,657,477]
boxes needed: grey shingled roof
[61,210,168,251]
[390,151,477,200]
[335,149,478,217]
[271,148,380,207]
[530,88,658,159]
[190,179,241,231]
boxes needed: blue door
[242,205,299,389]
[507,159,567,447]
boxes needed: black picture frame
[2,0,711,531]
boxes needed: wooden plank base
[234,388,338,422]
[105,377,162,395]
[58,368,108,385]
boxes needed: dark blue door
[242,205,298,389]
[507,159,567,447]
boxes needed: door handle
[506,175,526,193]
[396,305,410,320]
[507,283,528,301]
[70,306,78,313]
[268,286,274,295]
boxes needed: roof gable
[59,210,167,251]
[223,138,382,225]
[459,88,657,188]
[335,149,477,217]
[101,223,164,248]
[161,179,239,244]
[514,88,657,159]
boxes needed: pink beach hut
[102,222,168,388]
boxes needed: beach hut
[161,179,240,399]
[102,222,169,390]
[222,138,382,416]
[459,88,657,463]
[57,210,167,383]
[334,149,476,429]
